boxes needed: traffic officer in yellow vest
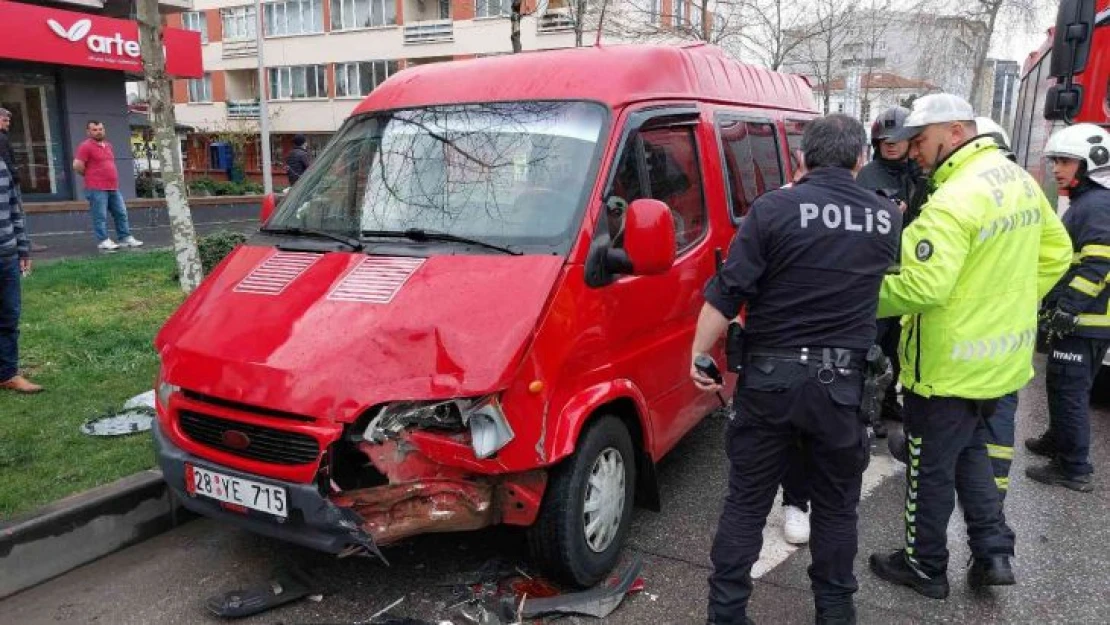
[867,94,1073,599]
[1025,123,1110,492]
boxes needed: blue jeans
[0,255,21,381]
[85,190,132,242]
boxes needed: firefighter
[1026,123,1110,493]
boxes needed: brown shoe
[0,375,43,393]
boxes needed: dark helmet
[870,107,911,143]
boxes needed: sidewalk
[25,198,262,261]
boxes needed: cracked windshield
[270,101,607,251]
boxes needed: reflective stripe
[950,328,1037,361]
[1069,276,1103,297]
[977,209,1041,242]
[986,443,1014,460]
[995,476,1010,490]
[1080,244,1110,260]
[1078,313,1110,327]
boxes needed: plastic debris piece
[519,554,644,619]
[80,390,156,436]
[205,566,316,619]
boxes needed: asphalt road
[4,360,1109,625]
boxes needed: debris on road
[79,390,156,436]
[520,555,643,619]
[205,566,317,619]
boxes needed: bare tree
[136,0,202,292]
[794,0,857,113]
[605,0,746,49]
[735,0,820,70]
[848,0,896,121]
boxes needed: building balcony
[538,9,575,33]
[227,100,261,119]
[404,20,454,45]
[223,39,258,59]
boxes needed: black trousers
[901,393,1015,577]
[708,355,868,623]
[986,391,1018,498]
[1045,335,1110,477]
[875,317,902,412]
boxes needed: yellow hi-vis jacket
[878,138,1073,399]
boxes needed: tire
[527,415,636,588]
[1093,366,1110,405]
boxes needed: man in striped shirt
[0,157,41,393]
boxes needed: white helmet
[1044,123,1110,173]
[975,116,1010,150]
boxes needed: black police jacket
[1046,181,1110,339]
[856,157,921,225]
[704,167,902,350]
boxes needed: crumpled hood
[156,246,564,422]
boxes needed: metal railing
[537,9,575,33]
[227,100,261,119]
[223,39,258,58]
[403,20,454,45]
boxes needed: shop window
[268,65,328,100]
[265,0,325,36]
[0,70,68,200]
[187,74,212,103]
[717,117,784,220]
[182,11,208,43]
[610,124,706,253]
[335,61,399,98]
[331,0,398,29]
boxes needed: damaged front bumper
[154,420,383,560]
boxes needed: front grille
[179,410,320,465]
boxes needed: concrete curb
[0,469,192,599]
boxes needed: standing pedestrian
[284,134,312,186]
[0,108,46,253]
[0,157,41,393]
[694,114,901,625]
[868,94,1072,599]
[73,120,143,252]
[1025,123,1110,493]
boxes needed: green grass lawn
[0,251,185,520]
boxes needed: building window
[268,65,328,100]
[188,74,213,102]
[335,61,399,97]
[0,69,68,200]
[476,0,509,18]
[221,5,257,41]
[331,0,398,29]
[674,0,687,27]
[182,11,209,43]
[265,0,325,36]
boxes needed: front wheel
[527,415,636,588]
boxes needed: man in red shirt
[73,121,143,252]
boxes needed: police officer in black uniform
[693,114,901,625]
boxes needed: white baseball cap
[889,93,976,142]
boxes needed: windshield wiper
[360,228,522,256]
[261,226,363,251]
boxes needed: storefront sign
[0,0,203,77]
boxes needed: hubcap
[582,447,626,553]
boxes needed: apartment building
[168,0,626,183]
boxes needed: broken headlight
[363,396,515,459]
[156,379,180,409]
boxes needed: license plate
[185,464,288,518]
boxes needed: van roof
[353,44,818,115]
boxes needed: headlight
[156,380,180,408]
[363,396,515,459]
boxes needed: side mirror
[260,193,276,225]
[1044,84,1084,120]
[1049,0,1096,79]
[622,199,676,275]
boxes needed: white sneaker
[119,236,144,248]
[783,505,811,545]
[98,239,120,252]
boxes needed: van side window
[717,118,783,220]
[609,125,707,253]
[785,119,809,178]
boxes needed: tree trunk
[511,0,523,53]
[574,0,585,46]
[701,0,711,41]
[136,0,203,292]
[967,7,1000,112]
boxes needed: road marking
[752,453,903,578]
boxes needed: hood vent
[234,251,320,296]
[327,256,425,304]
